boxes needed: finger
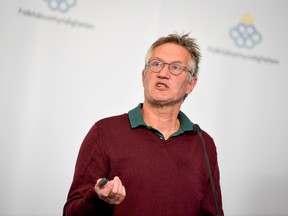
[114,185,126,204]
[95,178,114,199]
[107,176,126,204]
[107,177,120,199]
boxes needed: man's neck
[142,102,181,140]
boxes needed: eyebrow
[150,57,184,64]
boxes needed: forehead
[151,43,191,63]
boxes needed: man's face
[142,43,197,107]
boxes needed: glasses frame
[146,59,192,75]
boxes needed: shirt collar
[129,103,146,128]
[128,103,194,133]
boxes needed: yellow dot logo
[230,13,262,49]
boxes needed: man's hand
[95,176,126,205]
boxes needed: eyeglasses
[146,59,192,75]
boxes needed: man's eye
[171,64,182,71]
[152,61,162,67]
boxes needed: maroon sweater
[63,113,223,216]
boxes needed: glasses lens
[169,62,184,75]
[148,60,163,72]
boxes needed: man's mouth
[156,83,168,89]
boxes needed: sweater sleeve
[63,123,114,216]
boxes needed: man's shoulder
[96,113,130,128]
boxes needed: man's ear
[142,69,146,86]
[186,78,197,95]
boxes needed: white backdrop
[0,1,287,215]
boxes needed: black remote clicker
[99,178,108,188]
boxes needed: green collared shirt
[128,103,194,140]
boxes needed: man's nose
[157,63,170,77]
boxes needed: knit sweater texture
[63,112,223,216]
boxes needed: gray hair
[144,33,201,79]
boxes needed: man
[63,33,224,215]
